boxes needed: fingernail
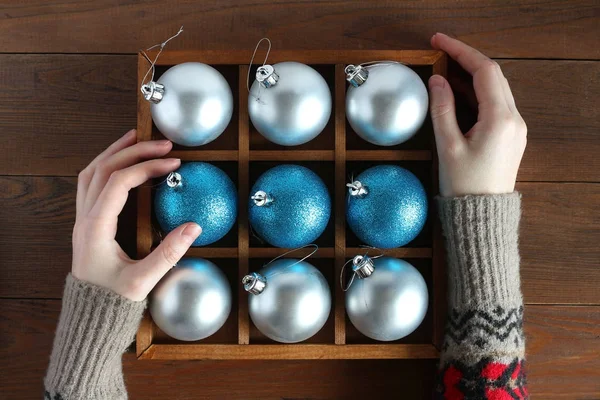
[181,223,202,240]
[166,158,181,166]
[429,75,445,89]
[160,140,172,146]
[436,32,448,38]
[124,129,136,139]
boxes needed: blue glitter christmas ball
[249,165,331,248]
[155,162,237,246]
[346,165,427,249]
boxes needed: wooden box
[136,50,447,360]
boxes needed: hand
[72,129,202,301]
[428,33,527,197]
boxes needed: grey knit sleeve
[436,193,528,399]
[44,274,146,400]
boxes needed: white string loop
[263,244,319,270]
[246,37,272,93]
[140,26,184,92]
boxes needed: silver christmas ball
[345,256,428,341]
[243,258,331,343]
[146,62,233,147]
[248,62,332,146]
[345,62,429,146]
[150,258,232,341]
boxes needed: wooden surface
[0,1,599,398]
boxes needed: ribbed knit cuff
[437,193,523,311]
[44,274,146,400]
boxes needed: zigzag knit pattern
[444,306,524,353]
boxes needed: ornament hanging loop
[140,26,184,102]
[358,244,386,260]
[247,37,274,92]
[264,244,319,269]
[340,258,356,292]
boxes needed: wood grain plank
[0,54,137,176]
[518,182,600,304]
[449,59,600,183]
[525,305,600,399]
[0,1,597,59]
[334,64,347,345]
[153,49,442,66]
[140,344,439,360]
[3,299,598,398]
[0,176,136,298]
[501,60,600,182]
[1,56,598,183]
[237,64,251,345]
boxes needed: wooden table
[0,2,598,398]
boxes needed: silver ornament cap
[345,64,369,88]
[352,254,375,278]
[256,65,279,88]
[251,190,274,207]
[166,172,182,188]
[141,81,165,103]
[347,180,369,198]
[243,272,267,295]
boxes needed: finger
[432,33,510,117]
[497,69,519,114]
[428,75,465,150]
[89,158,181,223]
[431,33,491,76]
[83,140,173,213]
[77,129,137,215]
[132,223,202,291]
[472,62,511,116]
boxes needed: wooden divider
[136,49,445,359]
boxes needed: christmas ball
[150,257,232,341]
[155,162,237,246]
[346,165,427,248]
[144,62,233,147]
[248,62,332,146]
[345,255,428,341]
[243,258,331,343]
[249,164,331,248]
[345,62,428,146]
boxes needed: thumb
[136,222,202,289]
[428,75,464,150]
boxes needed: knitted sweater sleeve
[436,193,528,399]
[44,274,146,400]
